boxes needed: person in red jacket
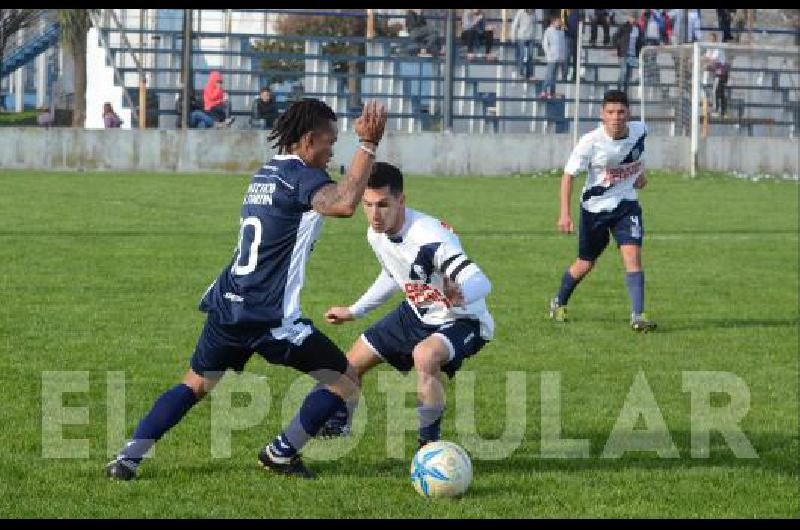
[204,70,234,126]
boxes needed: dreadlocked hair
[267,98,337,153]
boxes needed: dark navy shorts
[578,200,643,262]
[190,311,348,379]
[361,301,487,379]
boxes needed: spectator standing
[717,9,734,42]
[687,9,702,43]
[511,9,536,79]
[590,9,611,46]
[562,9,583,82]
[703,33,729,117]
[612,13,643,97]
[540,15,567,98]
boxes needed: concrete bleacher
[89,9,799,136]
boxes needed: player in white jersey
[306,162,493,451]
[548,89,657,331]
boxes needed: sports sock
[277,386,345,456]
[556,269,581,305]
[418,403,444,444]
[625,270,645,315]
[120,383,199,464]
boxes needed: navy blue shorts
[361,301,486,379]
[190,311,348,379]
[578,200,643,262]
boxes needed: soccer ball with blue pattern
[410,441,472,498]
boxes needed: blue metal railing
[1,22,60,78]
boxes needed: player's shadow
[468,429,797,480]
[658,317,798,333]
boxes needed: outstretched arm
[311,100,388,217]
[325,269,400,324]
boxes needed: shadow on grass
[659,318,799,333]
[300,429,798,484]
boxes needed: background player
[548,89,657,332]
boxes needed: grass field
[0,169,797,518]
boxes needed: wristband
[358,144,376,157]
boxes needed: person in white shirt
[541,15,568,97]
[511,9,537,79]
[703,32,729,117]
[317,162,494,448]
[548,89,657,332]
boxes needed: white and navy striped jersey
[564,121,647,213]
[366,208,494,340]
[200,154,332,326]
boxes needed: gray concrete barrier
[0,128,797,177]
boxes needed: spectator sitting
[250,87,278,129]
[176,91,214,129]
[203,70,235,127]
[405,9,440,56]
[37,107,54,127]
[103,102,122,128]
[461,9,495,60]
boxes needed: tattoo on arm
[311,176,364,216]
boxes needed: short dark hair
[267,98,337,154]
[368,162,404,195]
[602,89,629,108]
[260,86,271,93]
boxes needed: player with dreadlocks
[106,99,387,480]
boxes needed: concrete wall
[0,128,797,177]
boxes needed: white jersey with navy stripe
[564,121,647,213]
[366,208,494,340]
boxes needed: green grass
[0,169,797,518]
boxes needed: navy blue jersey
[200,154,333,325]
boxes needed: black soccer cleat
[105,457,137,481]
[258,445,316,480]
[418,438,437,451]
[315,411,351,439]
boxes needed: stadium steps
[0,22,60,79]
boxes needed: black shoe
[418,438,438,451]
[105,457,137,481]
[258,445,316,479]
[315,410,351,439]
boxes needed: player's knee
[182,369,217,399]
[326,364,361,401]
[412,344,441,373]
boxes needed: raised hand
[354,100,388,145]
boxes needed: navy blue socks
[121,383,199,464]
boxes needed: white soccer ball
[410,440,472,498]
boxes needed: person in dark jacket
[612,14,644,96]
[251,87,278,129]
